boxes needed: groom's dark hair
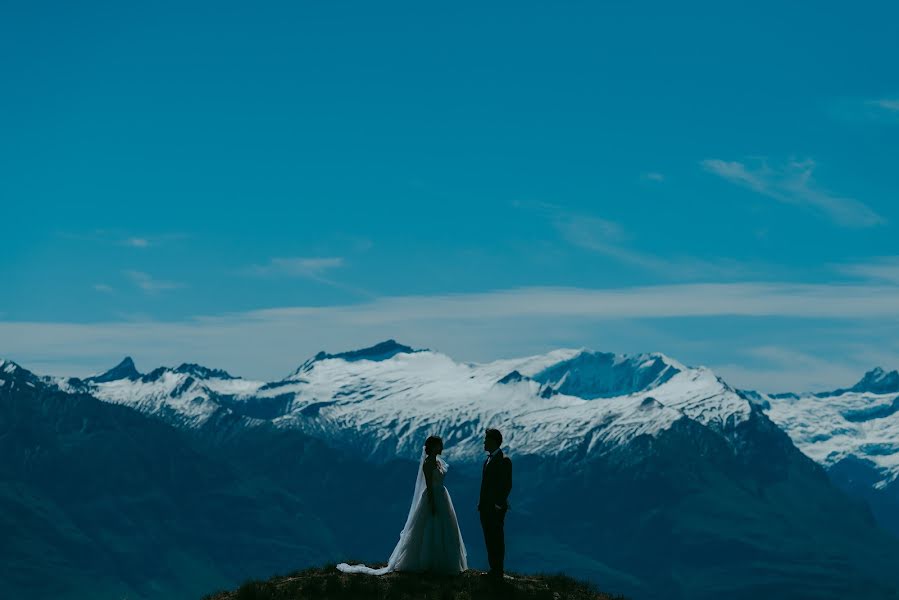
[485,428,503,445]
[425,435,443,456]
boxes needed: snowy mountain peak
[172,363,237,380]
[0,358,27,377]
[88,357,141,383]
[291,339,422,376]
[8,345,760,465]
[0,359,42,389]
[851,367,899,394]
[529,349,683,400]
[757,366,899,490]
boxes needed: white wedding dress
[337,453,467,575]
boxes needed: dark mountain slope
[0,370,338,600]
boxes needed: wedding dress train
[337,454,467,575]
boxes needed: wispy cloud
[547,208,756,280]
[93,283,114,293]
[124,237,150,248]
[826,97,899,126]
[835,256,899,284]
[123,270,185,293]
[701,157,884,228]
[118,233,187,248]
[59,230,186,248]
[243,256,374,298]
[240,282,899,323]
[246,257,345,277]
[868,99,899,112]
[744,345,849,371]
[642,172,665,182]
[553,214,665,271]
[333,234,374,252]
[4,282,899,389]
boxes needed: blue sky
[3,1,899,390]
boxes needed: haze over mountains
[4,341,899,599]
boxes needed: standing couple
[337,428,513,578]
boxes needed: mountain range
[4,340,899,599]
[742,366,899,540]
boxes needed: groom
[478,428,512,579]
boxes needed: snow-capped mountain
[40,341,891,493]
[267,342,755,463]
[29,339,899,477]
[21,340,757,465]
[750,368,899,490]
[52,357,266,427]
[0,358,43,390]
[15,341,899,509]
[9,345,899,598]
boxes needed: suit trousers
[479,507,506,574]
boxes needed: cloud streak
[4,282,899,387]
[60,230,187,248]
[549,210,756,280]
[242,256,374,298]
[701,158,884,228]
[123,270,185,293]
[869,99,899,112]
[835,256,899,284]
[241,282,899,323]
[246,257,345,277]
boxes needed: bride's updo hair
[424,435,443,456]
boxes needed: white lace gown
[337,459,468,575]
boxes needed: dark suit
[478,449,512,575]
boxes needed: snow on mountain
[755,368,899,489]
[268,342,754,463]
[527,350,684,399]
[0,358,42,391]
[847,367,899,395]
[10,346,899,489]
[3,342,758,464]
[86,356,140,383]
[52,358,265,427]
[287,339,421,378]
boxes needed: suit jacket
[478,449,512,512]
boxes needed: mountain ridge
[6,342,897,471]
[7,344,899,598]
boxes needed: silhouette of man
[478,428,512,579]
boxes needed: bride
[337,435,468,575]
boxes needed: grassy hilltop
[202,564,626,600]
